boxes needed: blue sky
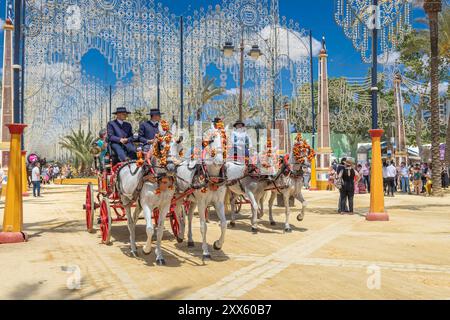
[0,0,427,83]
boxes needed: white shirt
[32,167,41,182]
[53,167,60,174]
[386,165,397,178]
[231,130,253,152]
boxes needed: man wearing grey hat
[231,120,253,163]
[107,107,137,162]
[138,109,164,152]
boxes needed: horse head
[203,124,229,167]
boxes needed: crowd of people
[328,157,450,215]
[25,162,75,197]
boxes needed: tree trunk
[425,0,443,195]
[445,112,450,167]
[414,101,425,162]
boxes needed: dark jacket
[342,167,356,192]
[107,120,134,144]
[138,121,160,144]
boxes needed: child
[413,165,422,195]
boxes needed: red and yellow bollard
[0,124,28,244]
[366,129,389,221]
[309,157,318,191]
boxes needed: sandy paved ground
[0,184,449,300]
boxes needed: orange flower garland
[261,138,274,169]
[152,120,172,167]
[292,133,316,164]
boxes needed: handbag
[335,171,343,190]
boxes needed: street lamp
[221,33,261,122]
[222,42,235,58]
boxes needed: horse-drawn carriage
[84,134,184,246]
[82,120,314,264]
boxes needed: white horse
[266,154,308,232]
[225,161,271,233]
[117,124,183,265]
[175,125,228,260]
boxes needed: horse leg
[229,193,237,227]
[295,192,307,222]
[257,192,265,219]
[175,200,186,242]
[213,199,227,251]
[155,200,170,266]
[133,201,142,225]
[142,203,155,255]
[246,191,260,233]
[198,201,211,260]
[124,204,138,257]
[268,192,277,226]
[187,202,196,247]
[283,192,292,233]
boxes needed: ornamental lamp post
[222,35,261,122]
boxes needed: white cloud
[411,0,424,9]
[258,25,321,61]
[0,18,4,34]
[409,81,449,96]
[439,82,449,96]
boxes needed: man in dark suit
[138,109,164,152]
[107,107,137,162]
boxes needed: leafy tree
[59,129,95,176]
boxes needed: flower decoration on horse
[292,133,316,164]
[152,120,172,167]
[202,118,228,161]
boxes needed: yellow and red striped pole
[0,124,28,244]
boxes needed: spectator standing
[53,165,60,180]
[339,159,356,215]
[399,162,410,194]
[421,163,429,193]
[441,165,449,189]
[327,166,336,191]
[386,161,397,197]
[362,162,370,193]
[303,165,311,189]
[382,161,388,195]
[336,158,347,213]
[412,164,422,195]
[32,162,42,197]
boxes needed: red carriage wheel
[169,214,182,243]
[153,209,160,226]
[235,195,244,214]
[85,183,95,233]
[100,198,112,245]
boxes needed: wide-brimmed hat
[233,120,246,128]
[112,107,131,115]
[147,108,164,116]
[345,159,355,166]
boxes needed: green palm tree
[59,129,96,176]
[424,0,443,194]
[193,76,225,120]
